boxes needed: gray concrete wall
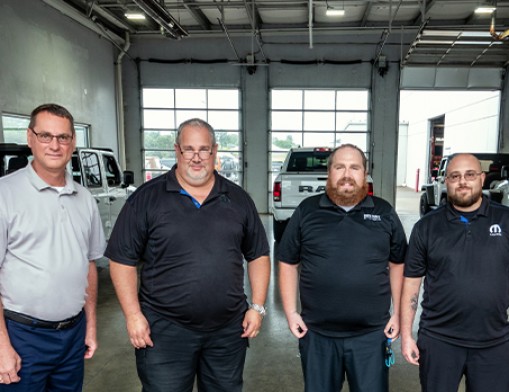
[0,0,118,151]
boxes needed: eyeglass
[30,128,73,145]
[178,146,213,161]
[446,171,483,183]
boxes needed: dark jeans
[418,334,509,392]
[0,312,86,392]
[299,329,388,392]
[136,307,248,392]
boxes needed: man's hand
[84,330,98,359]
[0,344,21,384]
[384,314,400,340]
[286,311,308,339]
[401,336,420,366]
[126,312,153,349]
[241,309,263,338]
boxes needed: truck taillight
[368,182,374,196]
[273,181,282,201]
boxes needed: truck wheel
[419,193,431,217]
[273,217,288,242]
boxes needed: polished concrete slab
[83,187,464,391]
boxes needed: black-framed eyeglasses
[178,146,213,161]
[446,171,483,183]
[30,128,74,145]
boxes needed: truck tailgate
[280,173,328,208]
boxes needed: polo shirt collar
[27,161,77,195]
[319,193,374,211]
[445,196,489,221]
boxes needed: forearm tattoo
[410,294,418,311]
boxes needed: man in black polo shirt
[105,118,270,392]
[401,153,509,392]
[278,144,407,392]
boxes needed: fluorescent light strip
[475,7,496,14]
[125,12,146,20]
[326,9,345,16]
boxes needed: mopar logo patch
[298,185,326,193]
[490,224,502,237]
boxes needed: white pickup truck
[272,147,332,241]
[0,143,135,239]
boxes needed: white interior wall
[401,91,501,189]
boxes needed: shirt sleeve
[277,206,302,265]
[104,197,148,266]
[241,192,270,262]
[404,220,428,277]
[87,199,106,261]
[389,209,408,264]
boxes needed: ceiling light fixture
[326,8,345,16]
[325,0,345,17]
[132,0,188,39]
[475,6,496,14]
[125,12,146,20]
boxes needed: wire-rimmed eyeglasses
[30,128,74,145]
[178,146,213,161]
[446,171,483,183]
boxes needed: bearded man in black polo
[279,144,407,392]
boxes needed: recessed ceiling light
[326,8,345,16]
[475,6,496,14]
[125,12,146,20]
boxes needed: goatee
[448,186,482,208]
[326,177,369,207]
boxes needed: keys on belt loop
[385,338,395,368]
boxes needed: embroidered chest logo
[364,214,381,222]
[489,224,502,237]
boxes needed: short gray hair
[176,118,216,146]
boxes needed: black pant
[418,334,509,392]
[299,329,388,392]
[136,307,248,392]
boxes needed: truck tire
[273,217,288,243]
[419,193,431,217]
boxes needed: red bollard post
[415,168,420,192]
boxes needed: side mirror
[501,165,509,179]
[122,170,134,187]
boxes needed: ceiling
[46,0,509,67]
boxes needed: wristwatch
[249,303,267,317]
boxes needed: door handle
[109,196,117,202]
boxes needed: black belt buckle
[56,320,72,330]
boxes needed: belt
[4,309,83,330]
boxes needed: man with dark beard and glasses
[401,153,509,392]
[278,144,407,392]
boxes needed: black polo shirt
[105,169,270,332]
[278,194,407,337]
[405,197,509,348]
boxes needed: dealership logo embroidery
[490,224,502,237]
[364,214,381,221]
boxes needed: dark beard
[448,186,483,208]
[326,177,369,207]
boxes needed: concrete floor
[83,187,464,391]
